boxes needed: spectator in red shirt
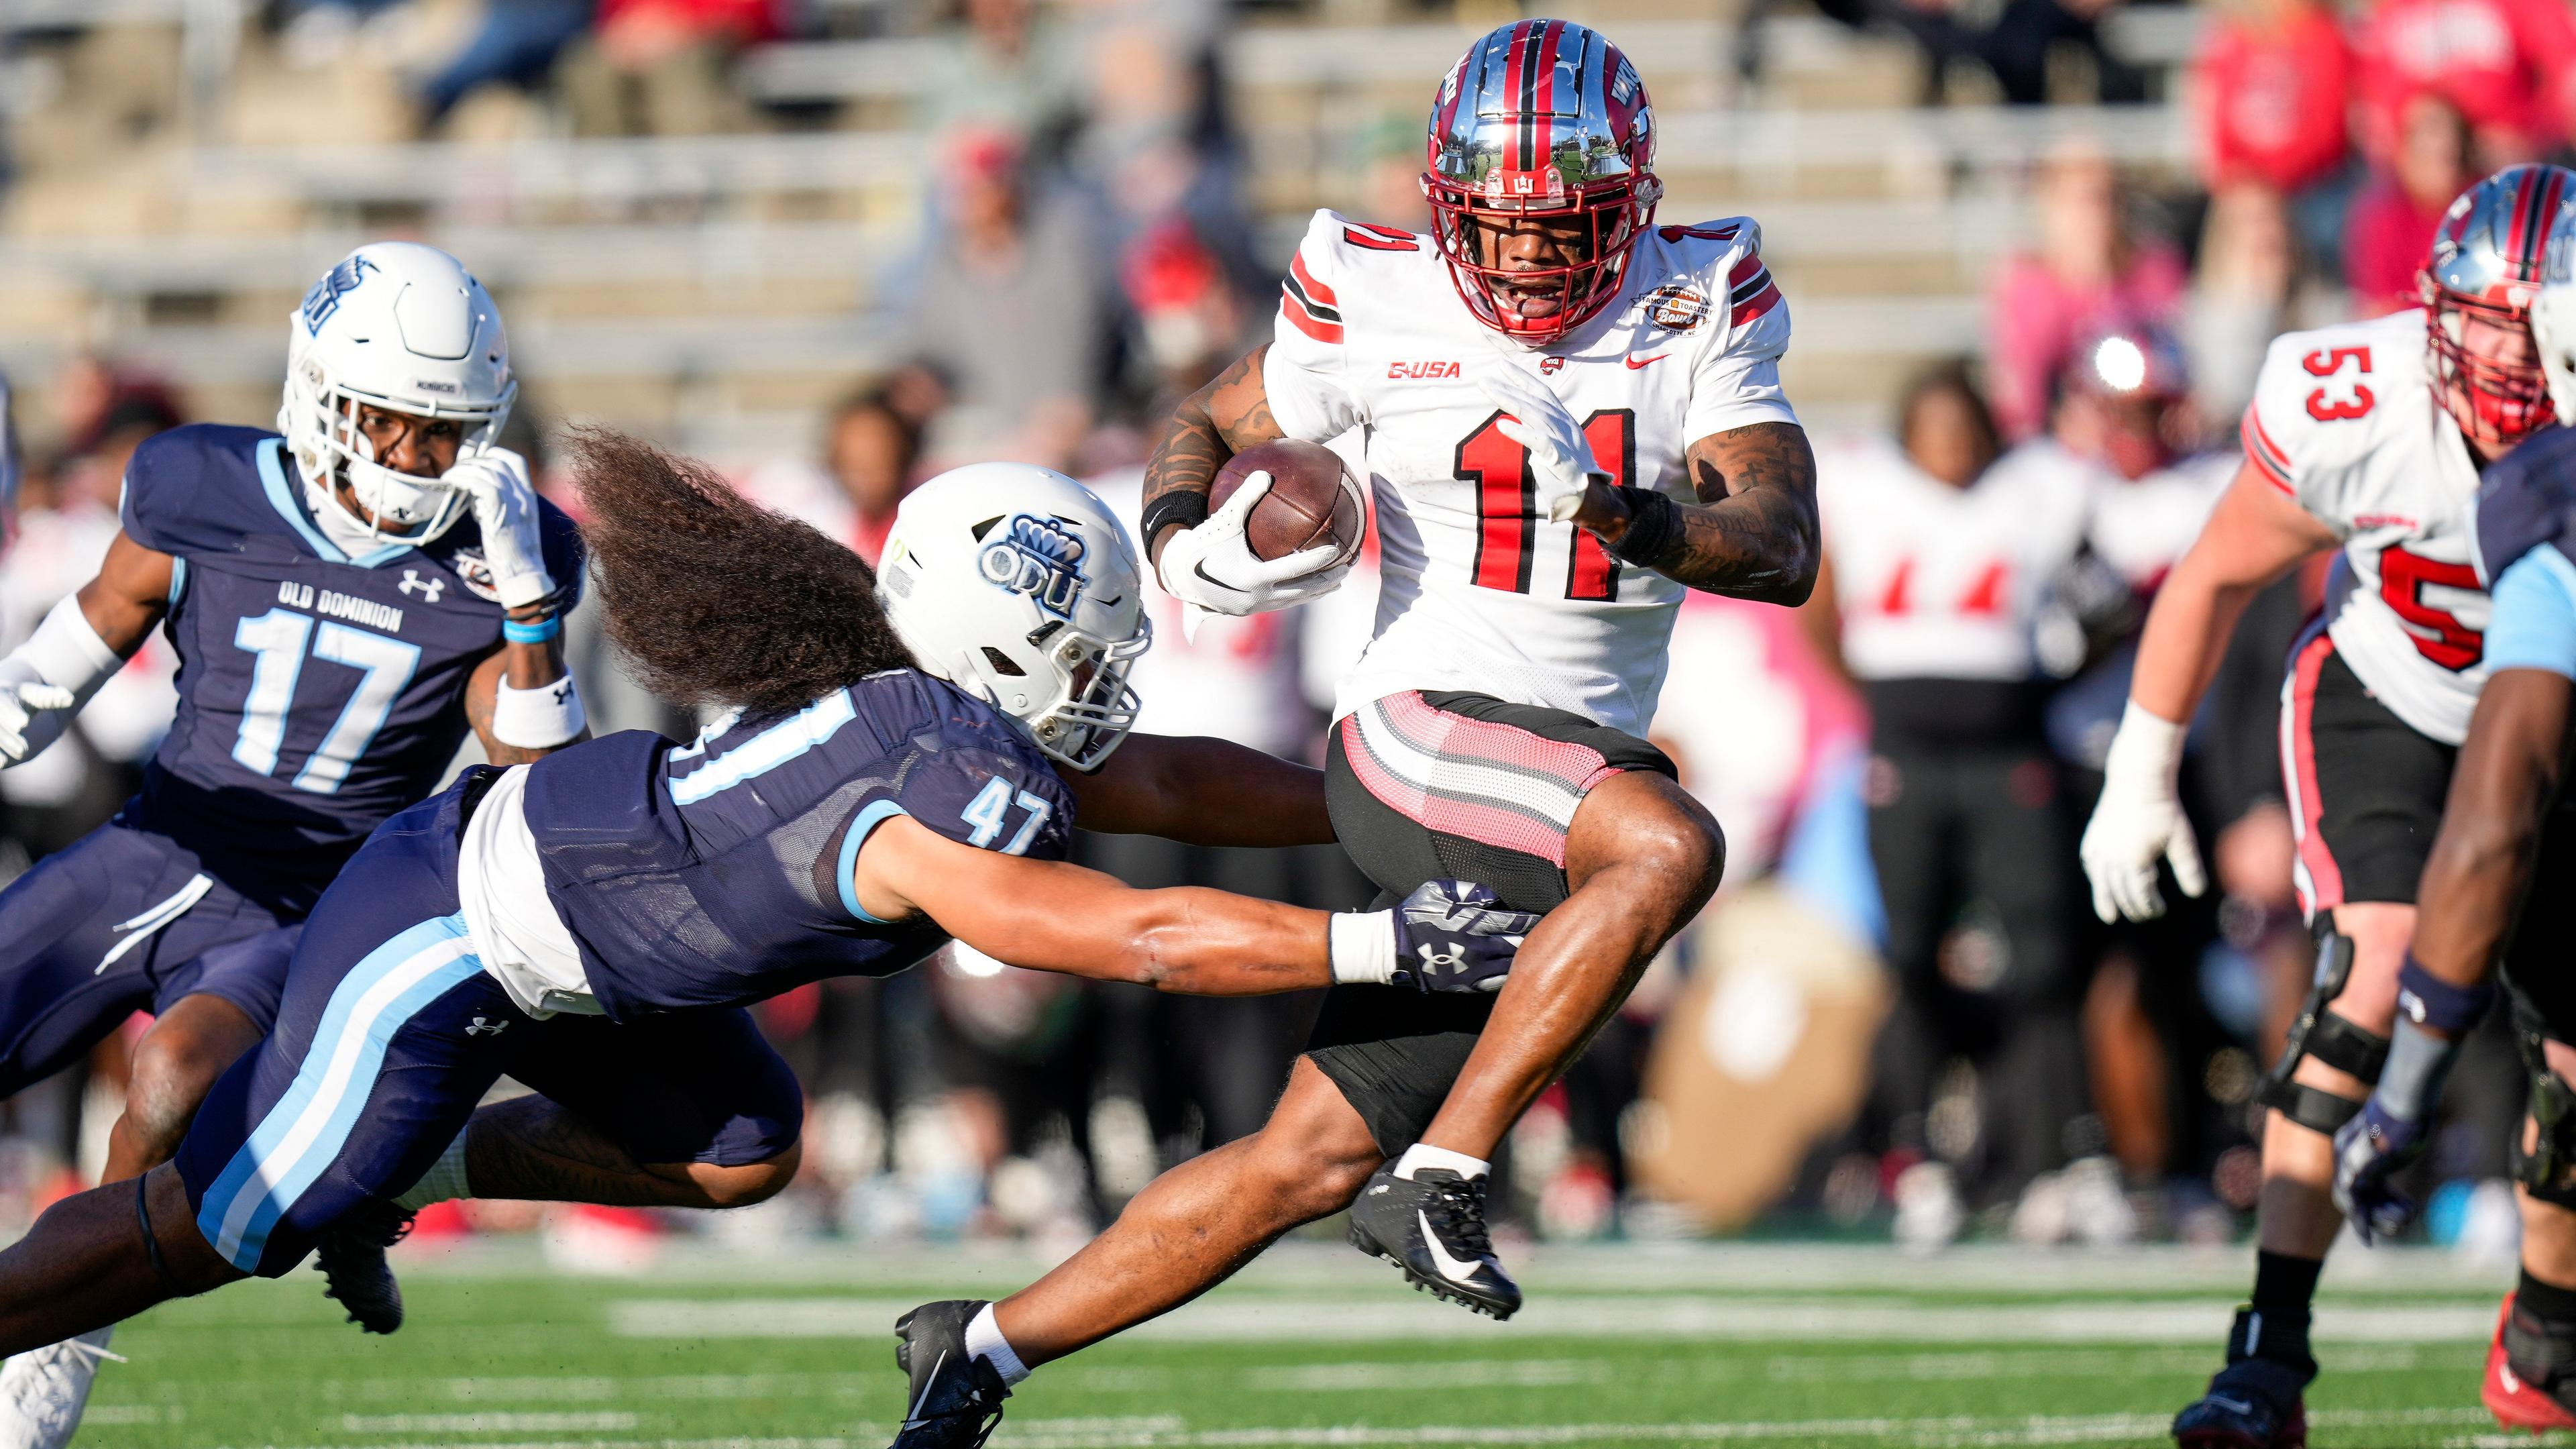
[2353,0,2576,164]
[1985,143,2189,440]
[2345,93,2477,314]
[2194,0,2353,197]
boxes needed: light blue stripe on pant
[195,913,483,1272]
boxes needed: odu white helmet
[877,463,1150,770]
[278,241,515,545]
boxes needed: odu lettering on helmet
[979,514,1090,619]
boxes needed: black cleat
[1346,1163,1520,1320]
[2173,1311,2312,1449]
[316,1201,414,1335]
[889,1299,1010,1449]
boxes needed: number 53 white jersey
[2242,308,2491,743]
[1263,209,1799,738]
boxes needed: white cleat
[0,1328,123,1449]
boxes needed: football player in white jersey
[2080,163,2576,1449]
[881,19,1818,1446]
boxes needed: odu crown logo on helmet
[979,515,1090,620]
[1423,19,1662,345]
[2421,164,2576,446]
[878,464,1152,771]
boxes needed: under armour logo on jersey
[301,255,376,335]
[978,514,1089,619]
[465,1016,508,1037]
[398,570,444,603]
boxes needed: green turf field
[69,1240,2554,1448]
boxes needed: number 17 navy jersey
[118,424,584,916]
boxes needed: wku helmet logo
[978,514,1089,619]
[301,255,376,335]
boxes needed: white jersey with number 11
[1262,208,1799,738]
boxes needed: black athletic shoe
[1346,1163,1521,1320]
[2173,1312,2312,1449]
[316,1201,414,1335]
[889,1299,1010,1449]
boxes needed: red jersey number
[2303,345,2375,423]
[2377,543,2484,671]
[1457,409,1635,602]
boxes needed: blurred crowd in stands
[0,0,2567,1263]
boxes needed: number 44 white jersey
[2243,308,2491,743]
[1263,209,1799,738]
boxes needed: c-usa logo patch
[301,255,376,335]
[450,548,506,604]
[978,515,1089,619]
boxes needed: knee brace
[2514,1017,2576,1208]
[2257,926,2392,1136]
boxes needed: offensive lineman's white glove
[1155,472,1349,640]
[2078,701,2208,922]
[0,664,74,766]
[443,447,557,610]
[1478,363,1609,524]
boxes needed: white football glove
[2078,701,2208,922]
[444,447,556,610]
[1155,471,1350,640]
[0,665,74,767]
[1478,362,1607,524]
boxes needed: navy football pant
[175,782,804,1277]
[0,818,299,1097]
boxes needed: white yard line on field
[207,1405,2503,1449]
[605,1295,2494,1344]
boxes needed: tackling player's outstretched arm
[1061,733,1334,849]
[1582,422,1821,604]
[851,815,1528,997]
[1139,345,1285,568]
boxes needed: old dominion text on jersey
[118,423,583,916]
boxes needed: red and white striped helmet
[2421,164,2576,446]
[1423,19,1661,345]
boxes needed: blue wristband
[2396,953,2496,1033]
[502,614,560,645]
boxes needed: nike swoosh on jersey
[1625,354,1669,370]
[1418,1209,1485,1283]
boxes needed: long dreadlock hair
[567,427,914,717]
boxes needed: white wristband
[492,674,587,750]
[0,594,125,764]
[20,594,121,695]
[1328,910,1395,985]
[2102,700,2188,790]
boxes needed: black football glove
[1386,880,1539,994]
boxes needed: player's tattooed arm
[1584,423,1820,604]
[1141,345,1286,566]
[73,531,177,655]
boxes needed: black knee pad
[2516,1022,2576,1207]
[2257,926,2389,1135]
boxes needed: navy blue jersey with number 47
[521,667,1077,1020]
[121,424,584,915]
